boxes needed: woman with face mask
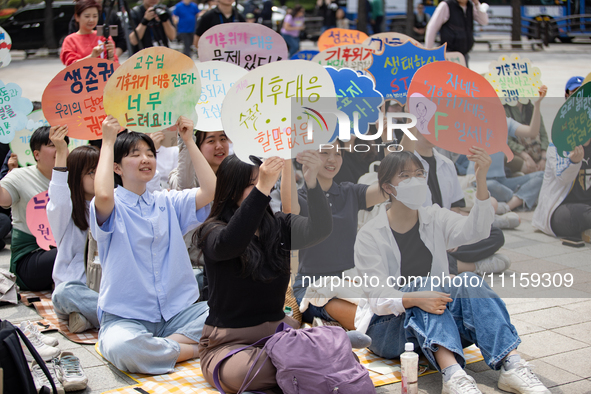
[354,149,550,394]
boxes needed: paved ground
[1,37,591,393]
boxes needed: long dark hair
[377,151,424,198]
[67,145,100,231]
[113,131,157,187]
[196,155,289,282]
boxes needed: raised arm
[202,157,284,261]
[50,125,69,168]
[515,85,547,139]
[281,159,298,214]
[176,116,215,210]
[94,116,120,225]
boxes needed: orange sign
[317,28,369,52]
[42,58,119,140]
[408,61,512,160]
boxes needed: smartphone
[96,25,119,37]
[561,237,585,248]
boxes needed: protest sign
[326,67,383,141]
[42,58,118,140]
[366,41,445,106]
[10,110,88,167]
[196,61,248,131]
[198,23,288,71]
[445,52,466,67]
[291,50,319,60]
[312,45,374,72]
[26,191,55,251]
[583,72,591,86]
[104,47,201,134]
[551,81,591,158]
[362,32,419,54]
[0,80,33,144]
[485,53,542,106]
[0,27,11,68]
[408,61,512,160]
[317,28,369,52]
[221,60,338,162]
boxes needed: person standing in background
[413,3,430,41]
[370,0,384,34]
[173,0,199,57]
[194,0,245,48]
[281,5,305,57]
[424,0,488,66]
[129,0,176,54]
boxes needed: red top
[60,32,119,66]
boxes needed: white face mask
[389,177,428,210]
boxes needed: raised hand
[256,156,284,196]
[296,150,323,188]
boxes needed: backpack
[213,323,376,394]
[0,319,58,394]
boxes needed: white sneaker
[21,327,61,362]
[55,352,88,391]
[68,312,93,334]
[582,229,591,243]
[496,202,512,215]
[442,369,482,394]
[493,212,521,229]
[31,360,65,394]
[498,360,550,393]
[20,320,59,347]
[475,254,511,276]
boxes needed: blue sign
[365,41,445,105]
[326,67,384,142]
[0,80,33,143]
[291,50,319,61]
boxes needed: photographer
[129,0,176,54]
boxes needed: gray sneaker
[31,359,65,394]
[475,254,511,276]
[68,312,93,334]
[55,352,88,391]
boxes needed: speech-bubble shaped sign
[366,41,446,106]
[0,27,12,68]
[42,58,118,140]
[362,32,419,54]
[312,44,374,72]
[408,61,512,160]
[198,23,288,71]
[445,51,466,67]
[104,47,201,133]
[26,191,56,251]
[317,28,369,52]
[326,67,383,141]
[551,81,591,158]
[291,50,319,60]
[0,80,33,144]
[221,60,338,162]
[10,110,88,167]
[196,61,248,131]
[485,53,542,106]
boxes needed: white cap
[405,342,414,352]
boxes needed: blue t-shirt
[468,117,520,179]
[173,1,199,33]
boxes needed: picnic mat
[19,290,99,344]
[99,343,484,393]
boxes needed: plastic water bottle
[401,342,418,394]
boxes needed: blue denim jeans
[98,301,209,374]
[487,172,544,210]
[367,272,520,372]
[52,281,100,328]
[282,34,300,58]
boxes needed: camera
[153,4,170,22]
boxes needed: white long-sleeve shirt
[47,170,88,286]
[425,0,489,49]
[354,196,494,324]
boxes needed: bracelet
[141,18,149,25]
[53,167,67,172]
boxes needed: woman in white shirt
[47,126,100,334]
[354,150,549,394]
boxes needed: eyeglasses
[398,169,427,179]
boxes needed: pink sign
[26,191,55,251]
[197,23,288,71]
